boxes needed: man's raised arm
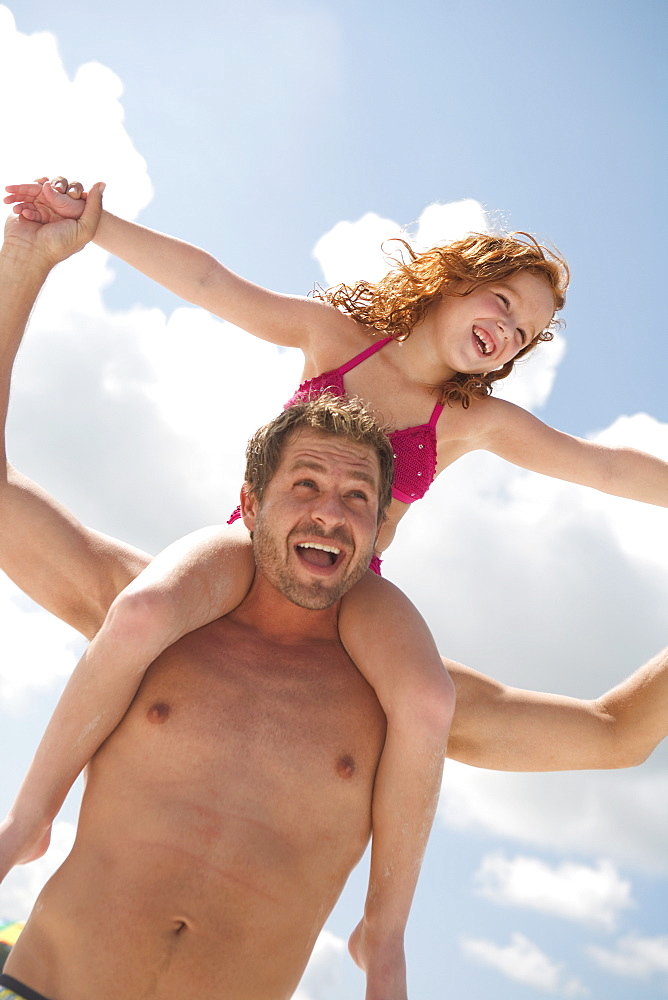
[0,190,155,880]
[0,185,149,638]
[446,645,668,772]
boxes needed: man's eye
[296,479,316,489]
[349,490,368,501]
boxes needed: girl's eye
[518,329,527,345]
[496,293,510,308]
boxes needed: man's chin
[277,553,373,609]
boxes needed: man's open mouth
[295,542,343,569]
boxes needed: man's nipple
[336,754,356,779]
[147,701,171,724]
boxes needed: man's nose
[310,492,346,528]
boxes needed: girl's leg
[338,572,455,1000]
[0,523,254,881]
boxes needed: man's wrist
[0,241,54,280]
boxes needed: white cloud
[587,934,668,981]
[292,930,349,1000]
[0,5,151,218]
[313,211,405,287]
[461,931,589,995]
[473,853,634,930]
[582,414,668,575]
[0,820,76,921]
[492,330,567,411]
[411,199,489,249]
[0,575,82,710]
[440,763,668,873]
[313,199,489,290]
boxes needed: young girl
[3,178,667,1000]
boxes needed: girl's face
[431,270,556,374]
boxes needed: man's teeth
[297,542,341,566]
[299,543,341,555]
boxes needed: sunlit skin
[242,427,382,610]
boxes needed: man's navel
[147,701,171,724]
[336,754,356,779]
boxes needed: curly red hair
[315,232,569,407]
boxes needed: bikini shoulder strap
[336,336,394,375]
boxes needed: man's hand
[3,178,104,270]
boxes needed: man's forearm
[0,244,50,359]
[0,246,51,448]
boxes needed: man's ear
[239,483,258,532]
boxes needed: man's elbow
[593,699,655,770]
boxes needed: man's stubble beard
[252,508,375,610]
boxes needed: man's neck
[230,570,341,645]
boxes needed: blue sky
[1,2,667,998]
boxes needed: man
[0,193,666,1000]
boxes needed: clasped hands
[3,176,103,268]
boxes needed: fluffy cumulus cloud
[587,934,668,983]
[0,5,151,218]
[293,931,352,1000]
[439,763,668,873]
[0,575,83,710]
[473,853,634,930]
[312,198,489,288]
[461,931,589,996]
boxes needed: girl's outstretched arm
[5,178,339,351]
[0,523,254,882]
[477,396,668,506]
[339,573,455,1000]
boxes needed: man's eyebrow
[290,459,378,489]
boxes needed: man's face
[243,428,381,609]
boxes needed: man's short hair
[244,394,394,523]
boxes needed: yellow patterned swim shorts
[0,980,53,1000]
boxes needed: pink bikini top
[285,337,444,504]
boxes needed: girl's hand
[3,181,104,268]
[4,176,86,225]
